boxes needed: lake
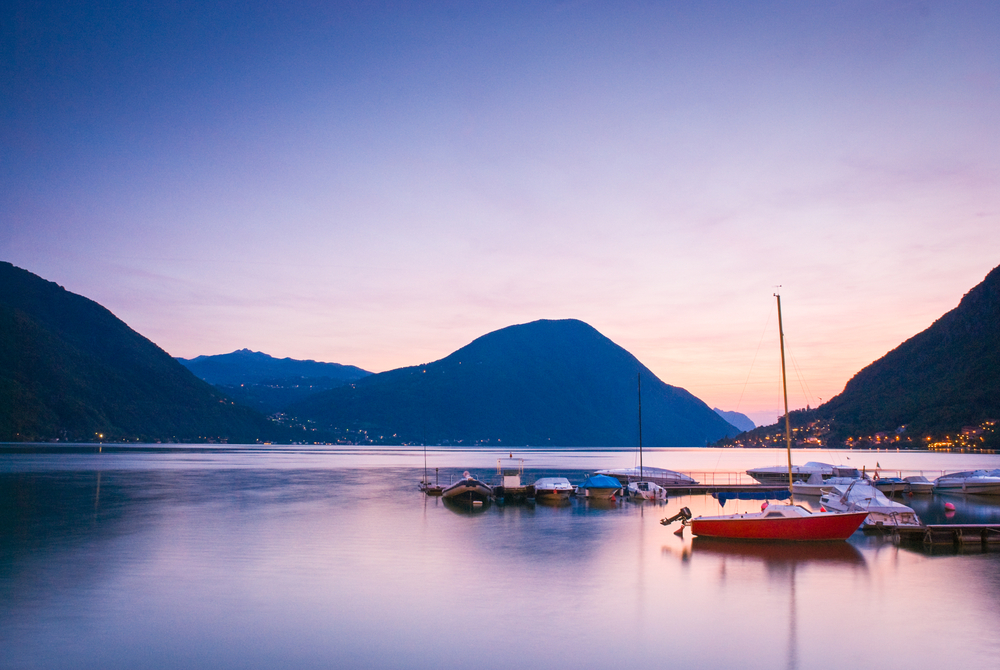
[2,445,999,669]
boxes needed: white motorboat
[746,461,835,484]
[791,472,832,496]
[902,475,935,494]
[627,480,667,500]
[597,466,697,487]
[933,470,1000,495]
[533,477,573,501]
[819,480,922,529]
[441,471,493,503]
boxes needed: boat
[597,466,697,487]
[933,470,1000,495]
[612,373,693,501]
[441,471,493,503]
[902,475,935,494]
[791,466,863,496]
[747,461,836,485]
[819,480,922,530]
[578,474,622,500]
[627,480,668,500]
[686,504,869,541]
[872,476,908,495]
[790,472,832,496]
[493,456,533,502]
[745,461,867,485]
[533,477,573,502]
[661,292,868,541]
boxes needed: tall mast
[775,292,794,498]
[637,372,643,480]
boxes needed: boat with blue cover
[579,474,622,500]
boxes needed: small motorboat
[441,471,493,503]
[578,474,621,500]
[627,480,667,500]
[819,480,922,529]
[902,475,935,494]
[934,470,1000,495]
[533,477,574,502]
[872,476,908,496]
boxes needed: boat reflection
[442,497,492,515]
[534,495,572,508]
[689,537,867,567]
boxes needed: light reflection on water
[1,447,1000,670]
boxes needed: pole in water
[637,372,643,481]
[775,291,794,504]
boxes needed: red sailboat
[662,292,867,542]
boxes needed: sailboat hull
[690,511,868,541]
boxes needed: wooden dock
[894,524,1000,548]
[660,483,790,494]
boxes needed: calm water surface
[2,446,999,670]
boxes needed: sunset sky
[3,1,999,426]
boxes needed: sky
[3,1,999,427]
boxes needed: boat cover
[580,474,622,489]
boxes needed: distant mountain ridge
[713,408,755,432]
[177,349,369,386]
[177,349,370,413]
[289,319,741,447]
[0,262,269,442]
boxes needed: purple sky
[3,1,999,426]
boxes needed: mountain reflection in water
[2,446,1000,670]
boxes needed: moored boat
[441,471,493,503]
[493,456,533,502]
[533,476,573,502]
[597,466,697,487]
[627,480,668,500]
[579,474,621,500]
[819,480,922,529]
[747,461,835,485]
[934,470,1000,495]
[791,472,833,496]
[902,475,935,494]
[688,504,869,541]
[872,476,908,495]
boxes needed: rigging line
[784,336,817,409]
[734,302,775,413]
[714,301,776,473]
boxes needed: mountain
[0,262,269,442]
[289,319,740,447]
[726,264,1000,448]
[177,349,370,413]
[813,263,1000,441]
[713,408,755,432]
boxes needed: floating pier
[894,524,1000,548]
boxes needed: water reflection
[441,497,492,515]
[3,452,1000,670]
[689,537,867,566]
